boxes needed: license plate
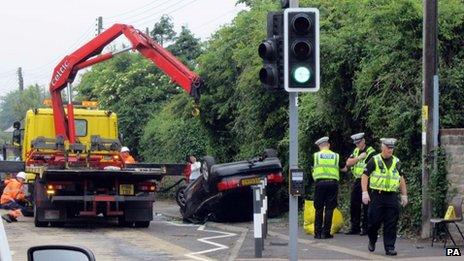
[119,184,134,195]
[240,177,261,186]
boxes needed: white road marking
[164,221,237,261]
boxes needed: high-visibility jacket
[122,154,136,164]
[351,146,376,178]
[1,179,25,205]
[312,149,340,181]
[369,154,401,192]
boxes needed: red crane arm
[49,24,202,144]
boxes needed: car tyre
[201,156,216,181]
[175,185,187,208]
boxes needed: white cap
[350,132,365,143]
[121,146,130,152]
[16,171,26,180]
[315,136,329,146]
[380,138,397,148]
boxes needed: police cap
[350,132,365,144]
[380,138,397,148]
[315,136,329,146]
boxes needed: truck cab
[22,106,118,160]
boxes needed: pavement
[154,199,464,260]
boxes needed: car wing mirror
[27,245,95,261]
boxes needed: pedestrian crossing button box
[289,168,304,196]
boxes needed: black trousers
[314,180,338,236]
[349,179,369,231]
[367,191,400,251]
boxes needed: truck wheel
[201,156,216,181]
[175,185,187,207]
[134,221,150,228]
[34,205,48,227]
[118,216,129,227]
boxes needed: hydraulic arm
[49,24,202,144]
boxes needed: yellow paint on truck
[22,108,118,160]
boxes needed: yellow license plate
[119,184,134,195]
[240,177,261,186]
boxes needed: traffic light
[259,12,283,91]
[284,8,319,92]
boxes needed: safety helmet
[121,146,130,153]
[16,171,26,180]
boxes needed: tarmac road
[1,201,240,261]
[2,199,463,260]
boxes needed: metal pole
[288,1,299,260]
[67,82,73,104]
[253,185,263,258]
[289,92,299,261]
[263,178,268,238]
[421,0,437,239]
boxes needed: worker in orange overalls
[1,171,27,223]
[120,146,136,164]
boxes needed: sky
[0,0,247,95]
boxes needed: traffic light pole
[289,92,299,261]
[288,1,299,260]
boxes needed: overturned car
[178,149,284,223]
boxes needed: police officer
[361,138,408,256]
[312,137,346,239]
[345,133,376,235]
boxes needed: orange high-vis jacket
[1,179,25,205]
[122,154,136,164]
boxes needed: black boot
[1,214,13,223]
[322,233,334,239]
[368,240,375,252]
[385,249,397,256]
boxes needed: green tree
[168,26,203,66]
[0,84,47,130]
[140,94,211,162]
[150,15,176,47]
[196,0,287,162]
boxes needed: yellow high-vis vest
[351,146,375,178]
[312,149,340,181]
[369,154,400,192]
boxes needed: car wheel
[175,185,187,207]
[263,149,277,158]
[201,156,215,181]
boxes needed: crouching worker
[1,171,28,223]
[120,146,136,164]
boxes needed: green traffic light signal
[292,66,311,83]
[284,8,320,92]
